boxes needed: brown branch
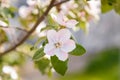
[53,0,69,6]
[0,0,56,57]
[0,0,70,57]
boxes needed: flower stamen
[55,42,61,48]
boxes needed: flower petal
[65,20,78,28]
[52,13,66,26]
[57,29,71,42]
[61,40,76,52]
[44,43,55,56]
[55,49,68,61]
[47,29,57,43]
[57,13,66,25]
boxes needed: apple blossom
[44,29,76,61]
[51,12,78,28]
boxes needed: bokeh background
[0,0,120,80]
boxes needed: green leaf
[51,56,68,76]
[3,51,25,66]
[70,44,86,56]
[78,21,88,33]
[41,26,52,31]
[0,29,8,45]
[114,0,120,14]
[33,47,45,61]
[101,0,114,13]
[34,58,50,74]
[47,15,59,30]
[34,36,46,48]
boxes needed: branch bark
[53,0,69,6]
[0,0,69,57]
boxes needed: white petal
[19,6,32,18]
[47,29,57,43]
[44,43,55,56]
[55,49,68,61]
[56,13,66,25]
[57,29,71,42]
[27,0,37,6]
[51,13,57,21]
[61,40,76,52]
[0,20,8,26]
[65,20,78,28]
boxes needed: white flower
[44,29,76,61]
[51,12,78,28]
[0,0,10,8]
[26,0,38,6]
[60,0,77,15]
[85,0,101,21]
[2,66,18,80]
[18,6,32,18]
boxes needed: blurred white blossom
[2,66,18,80]
[0,20,8,26]
[85,0,101,21]
[27,0,38,6]
[60,0,78,15]
[18,5,33,18]
[0,0,10,8]
[35,21,46,37]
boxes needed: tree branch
[0,0,56,57]
[0,26,28,32]
[0,0,70,57]
[53,0,69,6]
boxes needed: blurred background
[19,11,120,80]
[0,0,120,80]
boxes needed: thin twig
[53,0,69,6]
[0,26,28,32]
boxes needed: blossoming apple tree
[0,0,120,79]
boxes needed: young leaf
[0,29,8,45]
[69,44,86,56]
[33,47,45,61]
[78,21,88,33]
[47,15,59,30]
[101,0,114,13]
[51,56,68,76]
[114,1,120,14]
[34,36,46,48]
[34,58,50,74]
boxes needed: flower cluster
[18,0,39,18]
[19,0,50,18]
